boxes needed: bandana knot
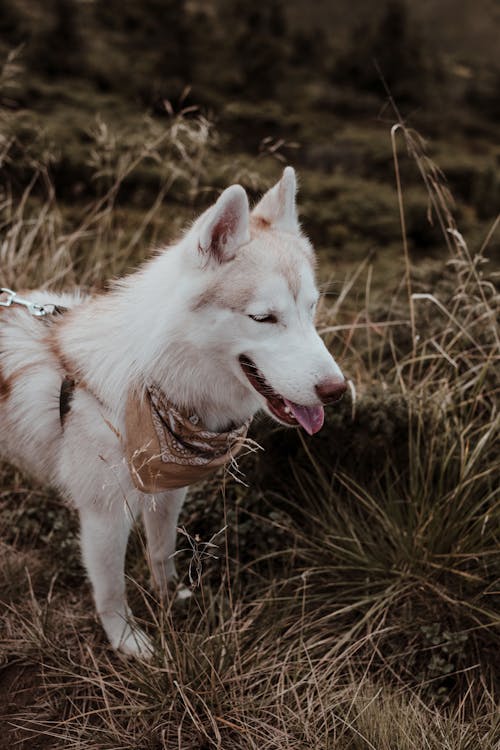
[125,384,251,493]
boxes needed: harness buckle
[27,301,54,317]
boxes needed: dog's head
[176,167,346,434]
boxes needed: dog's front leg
[142,487,191,599]
[79,501,153,659]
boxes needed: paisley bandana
[125,384,251,493]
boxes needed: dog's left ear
[198,185,250,263]
[252,166,299,232]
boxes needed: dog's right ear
[252,166,299,233]
[197,185,250,264]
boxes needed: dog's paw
[115,626,154,660]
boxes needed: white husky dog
[0,167,346,657]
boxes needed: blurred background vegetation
[0,0,499,284]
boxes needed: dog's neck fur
[57,247,259,432]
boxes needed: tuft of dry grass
[2,565,498,749]
[0,52,215,293]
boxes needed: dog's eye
[248,313,278,324]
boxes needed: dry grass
[1,55,499,748]
[0,52,215,292]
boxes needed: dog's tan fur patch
[192,222,313,312]
[191,278,255,313]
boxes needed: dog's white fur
[0,168,344,657]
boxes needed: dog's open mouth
[239,355,324,435]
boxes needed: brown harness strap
[59,375,76,426]
[41,306,73,427]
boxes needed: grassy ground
[1,55,499,750]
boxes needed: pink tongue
[284,399,325,435]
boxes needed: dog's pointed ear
[198,185,250,263]
[252,166,299,232]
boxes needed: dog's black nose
[315,378,347,405]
